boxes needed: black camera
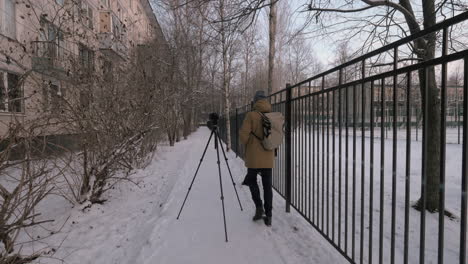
[207,112,219,130]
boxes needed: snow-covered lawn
[22,128,346,264]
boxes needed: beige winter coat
[239,99,275,169]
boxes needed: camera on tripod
[178,110,243,242]
[207,112,219,130]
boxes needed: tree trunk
[167,129,175,146]
[79,142,90,202]
[422,65,441,211]
[268,0,277,95]
[399,0,440,212]
[176,122,180,142]
[220,0,231,151]
[183,107,192,139]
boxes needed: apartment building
[0,0,166,135]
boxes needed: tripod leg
[177,130,215,220]
[215,133,229,242]
[215,130,243,211]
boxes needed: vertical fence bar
[369,80,375,264]
[438,27,448,264]
[379,77,386,264]
[298,93,301,209]
[298,94,304,212]
[345,83,349,254]
[352,84,357,261]
[293,91,297,208]
[420,67,428,264]
[322,77,326,231]
[309,82,312,220]
[360,59,366,264]
[458,84,461,144]
[286,83,292,213]
[295,90,298,207]
[316,92,319,224]
[284,100,286,195]
[339,70,343,249]
[391,47,398,264]
[318,88,321,227]
[404,71,412,264]
[292,92,296,207]
[302,95,306,214]
[460,57,467,264]
[298,92,301,208]
[295,91,298,209]
[299,93,305,212]
[327,90,330,236]
[333,87,336,243]
[313,92,316,223]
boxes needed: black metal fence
[219,11,468,264]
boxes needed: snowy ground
[23,128,346,264]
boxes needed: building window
[0,71,22,113]
[56,0,65,6]
[77,0,94,29]
[112,14,121,40]
[42,81,63,112]
[116,2,123,20]
[40,20,65,58]
[100,0,109,8]
[79,44,95,71]
[0,0,17,39]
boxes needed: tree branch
[307,4,375,13]
[361,0,418,27]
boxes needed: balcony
[31,41,69,79]
[97,33,128,60]
[98,11,128,60]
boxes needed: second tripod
[176,125,243,242]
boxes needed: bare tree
[240,24,259,105]
[268,0,277,95]
[205,0,242,151]
[284,36,320,84]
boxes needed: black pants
[242,168,273,217]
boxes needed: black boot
[253,208,264,221]
[263,216,272,226]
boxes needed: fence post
[285,83,292,213]
[235,108,238,158]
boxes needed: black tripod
[176,125,243,242]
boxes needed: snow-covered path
[31,128,345,264]
[131,128,345,264]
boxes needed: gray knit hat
[253,90,267,102]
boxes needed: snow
[23,128,346,264]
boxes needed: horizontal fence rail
[220,11,468,264]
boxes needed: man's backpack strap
[256,111,272,137]
[249,111,266,141]
[250,131,262,141]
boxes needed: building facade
[0,0,166,135]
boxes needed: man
[239,90,274,226]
